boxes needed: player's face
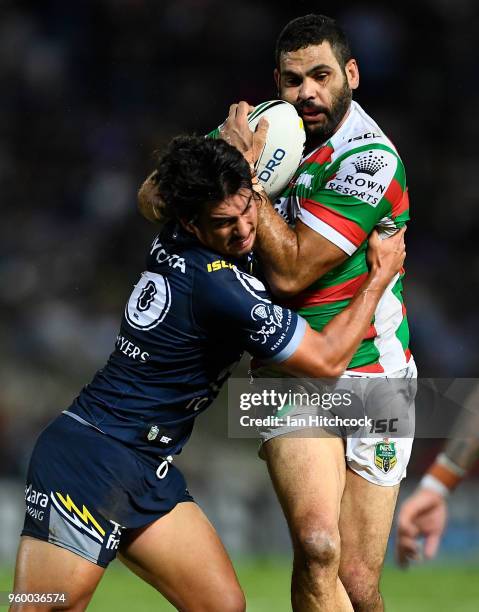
[275,42,359,146]
[191,188,257,258]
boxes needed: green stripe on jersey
[306,245,368,291]
[326,142,402,175]
[348,338,381,369]
[394,211,410,226]
[298,276,407,368]
[207,127,221,139]
[391,278,410,350]
[299,301,381,369]
[297,298,350,330]
[395,315,410,352]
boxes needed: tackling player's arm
[195,227,404,380]
[276,228,404,377]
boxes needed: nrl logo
[147,425,160,441]
[374,439,397,473]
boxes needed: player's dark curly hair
[275,14,352,70]
[152,136,252,224]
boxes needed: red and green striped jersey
[275,101,411,373]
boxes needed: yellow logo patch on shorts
[374,440,397,473]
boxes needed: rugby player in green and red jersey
[139,14,415,612]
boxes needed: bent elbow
[269,277,303,300]
[306,358,344,379]
[318,362,344,379]
[328,362,346,379]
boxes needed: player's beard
[300,78,352,147]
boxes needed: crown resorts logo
[352,151,388,176]
[324,147,392,207]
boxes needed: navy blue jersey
[68,227,305,458]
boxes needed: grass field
[1,559,478,611]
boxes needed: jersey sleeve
[194,264,306,363]
[206,127,221,139]
[298,145,409,255]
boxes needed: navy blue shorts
[22,414,193,567]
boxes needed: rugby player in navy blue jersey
[11,136,404,612]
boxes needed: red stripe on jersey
[394,188,409,216]
[384,178,403,209]
[349,362,385,373]
[402,302,407,317]
[302,199,367,247]
[309,145,334,165]
[350,349,411,374]
[364,323,378,340]
[285,273,369,309]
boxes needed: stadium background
[1,0,478,609]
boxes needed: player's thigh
[263,434,346,538]
[10,536,104,611]
[338,468,399,579]
[119,501,245,612]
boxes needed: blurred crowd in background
[1,0,479,559]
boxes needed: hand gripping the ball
[219,101,269,168]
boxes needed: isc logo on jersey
[325,149,396,207]
[125,271,171,330]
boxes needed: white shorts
[343,358,417,486]
[257,358,417,487]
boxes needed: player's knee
[341,565,381,610]
[347,583,381,611]
[210,585,245,612]
[293,524,340,569]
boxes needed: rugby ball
[213,100,306,199]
